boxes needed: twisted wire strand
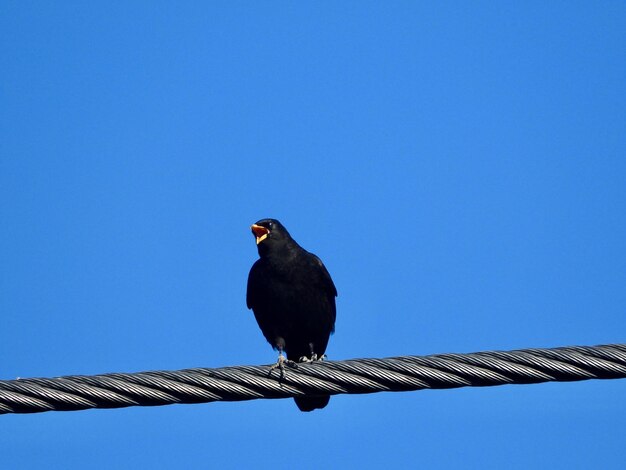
[1,343,624,414]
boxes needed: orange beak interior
[251,224,270,245]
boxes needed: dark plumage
[246,218,337,412]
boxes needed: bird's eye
[268,222,273,228]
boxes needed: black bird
[246,218,337,412]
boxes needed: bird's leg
[299,343,320,363]
[269,347,297,379]
[269,351,286,376]
[271,351,286,369]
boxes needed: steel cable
[1,343,624,414]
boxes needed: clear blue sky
[1,2,625,469]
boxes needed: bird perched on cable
[246,218,337,412]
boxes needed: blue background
[1,2,625,468]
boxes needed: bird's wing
[246,260,262,310]
[311,255,338,331]
[313,255,337,298]
[246,260,281,348]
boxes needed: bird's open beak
[251,224,270,245]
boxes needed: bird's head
[250,219,292,255]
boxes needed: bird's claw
[299,353,326,363]
[269,354,297,378]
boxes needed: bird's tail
[294,395,330,412]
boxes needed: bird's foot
[269,353,297,378]
[299,353,324,363]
